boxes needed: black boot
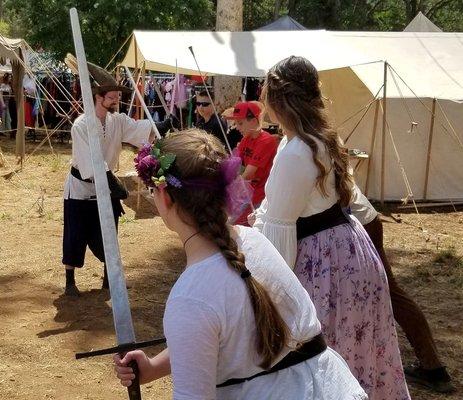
[102,265,109,289]
[64,268,80,296]
[405,364,455,393]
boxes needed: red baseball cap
[224,101,263,120]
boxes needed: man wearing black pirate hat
[61,58,158,296]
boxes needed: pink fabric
[220,156,253,221]
[294,217,410,400]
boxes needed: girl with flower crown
[252,56,410,400]
[113,129,366,399]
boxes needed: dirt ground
[0,136,462,399]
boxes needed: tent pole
[423,98,436,200]
[380,62,388,205]
[13,57,25,167]
[140,61,146,119]
[152,79,171,117]
[364,99,379,196]
[134,39,139,119]
[115,66,120,113]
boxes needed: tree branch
[288,0,298,16]
[427,0,456,18]
[274,0,282,20]
[366,0,386,17]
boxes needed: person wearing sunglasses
[194,90,240,149]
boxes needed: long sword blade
[69,8,136,345]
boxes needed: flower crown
[134,141,254,221]
[134,142,182,189]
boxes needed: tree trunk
[288,0,298,16]
[403,0,419,21]
[214,0,243,112]
[274,0,282,20]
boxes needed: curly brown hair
[262,56,353,206]
[161,129,289,369]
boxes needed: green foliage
[244,0,275,30]
[5,0,215,65]
[246,0,463,32]
[0,19,9,36]
[3,0,463,68]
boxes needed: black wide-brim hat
[65,53,132,95]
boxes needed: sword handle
[127,359,141,400]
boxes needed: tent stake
[380,62,388,205]
[365,99,379,196]
[423,98,436,200]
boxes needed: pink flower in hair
[135,154,160,187]
[134,141,181,189]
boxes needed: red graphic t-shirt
[237,130,278,205]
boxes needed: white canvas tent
[322,32,463,202]
[120,30,376,76]
[256,15,306,31]
[404,11,442,32]
[120,30,463,202]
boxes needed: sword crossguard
[75,337,167,359]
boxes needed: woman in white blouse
[114,130,367,399]
[253,56,410,400]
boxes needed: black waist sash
[216,333,327,388]
[70,166,128,200]
[71,166,93,183]
[296,203,349,241]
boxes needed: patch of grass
[120,215,136,225]
[434,247,459,264]
[0,211,12,221]
[44,211,56,221]
[414,246,463,288]
[48,155,64,173]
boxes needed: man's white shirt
[64,112,151,200]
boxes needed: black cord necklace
[183,232,200,248]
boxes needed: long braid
[163,130,290,370]
[193,201,289,369]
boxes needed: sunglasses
[196,101,211,107]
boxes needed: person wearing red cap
[225,101,278,226]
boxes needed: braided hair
[262,56,353,206]
[162,129,289,369]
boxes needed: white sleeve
[164,297,220,400]
[71,123,94,180]
[253,197,267,232]
[121,114,152,148]
[349,184,378,225]
[260,153,317,269]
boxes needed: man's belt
[70,166,128,200]
[71,166,94,183]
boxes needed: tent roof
[120,30,376,77]
[0,36,25,65]
[255,15,306,31]
[404,11,442,32]
[121,30,463,100]
[332,31,463,100]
